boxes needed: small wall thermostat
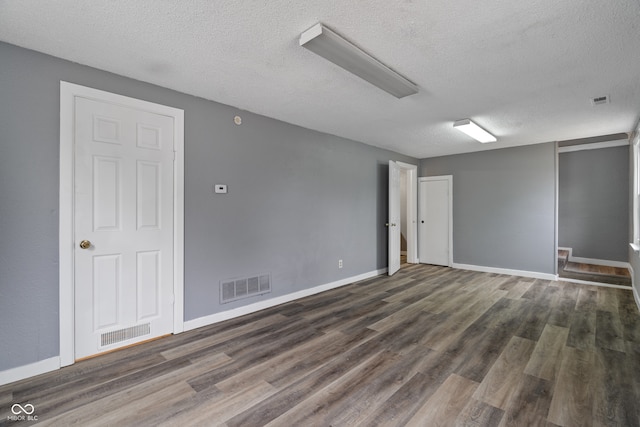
[214,184,228,194]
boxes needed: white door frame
[59,81,185,367]
[418,175,453,267]
[396,162,418,264]
[388,160,402,275]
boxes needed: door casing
[59,81,185,367]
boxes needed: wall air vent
[220,274,271,304]
[591,95,609,106]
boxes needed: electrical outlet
[338,259,343,269]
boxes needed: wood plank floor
[2,264,639,426]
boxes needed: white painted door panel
[388,161,401,276]
[74,97,174,359]
[419,177,451,267]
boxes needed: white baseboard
[634,284,640,312]
[184,268,388,332]
[452,263,556,281]
[0,357,60,387]
[559,247,630,269]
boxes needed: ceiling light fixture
[299,23,418,99]
[453,119,497,143]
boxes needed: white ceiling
[2,0,640,158]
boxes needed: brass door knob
[79,240,91,249]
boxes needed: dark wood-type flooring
[2,264,640,426]
[557,250,632,287]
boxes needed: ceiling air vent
[591,95,609,106]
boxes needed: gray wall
[558,146,629,261]
[420,143,557,274]
[0,42,416,372]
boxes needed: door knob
[79,240,91,249]
[385,223,389,227]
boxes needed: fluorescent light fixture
[453,119,497,143]
[299,23,418,99]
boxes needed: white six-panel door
[73,96,175,359]
[418,176,452,267]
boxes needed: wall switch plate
[338,259,343,268]
[214,184,228,194]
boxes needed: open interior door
[388,160,401,276]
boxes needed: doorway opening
[400,168,410,266]
[556,134,631,287]
[388,161,417,276]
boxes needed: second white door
[418,176,452,267]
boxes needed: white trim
[568,256,630,270]
[633,134,640,247]
[557,277,635,290]
[59,83,75,367]
[396,161,419,264]
[59,82,185,367]
[419,176,453,267]
[554,144,559,275]
[172,107,185,334]
[630,243,640,253]
[452,263,556,281]
[184,268,387,332]
[559,247,631,269]
[630,264,640,311]
[0,357,60,387]
[557,139,629,153]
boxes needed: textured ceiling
[1,0,640,158]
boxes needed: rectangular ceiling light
[453,119,497,143]
[299,23,419,99]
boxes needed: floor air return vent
[221,274,271,303]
